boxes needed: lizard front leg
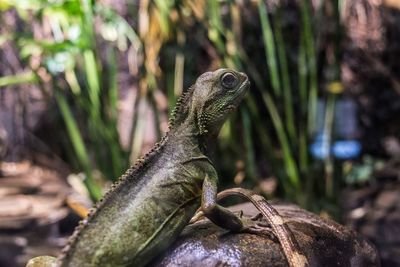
[201,173,244,232]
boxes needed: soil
[341,172,400,266]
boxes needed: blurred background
[0,0,399,266]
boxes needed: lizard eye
[221,73,238,89]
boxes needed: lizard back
[60,133,208,267]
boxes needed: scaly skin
[27,69,250,267]
[216,188,309,267]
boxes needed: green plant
[0,0,142,200]
[1,0,347,212]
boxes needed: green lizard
[28,68,251,267]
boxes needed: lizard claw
[238,216,277,240]
[241,224,276,239]
[255,221,271,228]
[189,210,205,224]
[250,212,263,221]
[234,210,244,218]
[242,224,277,240]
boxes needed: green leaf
[83,50,101,118]
[258,0,281,97]
[55,90,102,201]
[0,72,37,87]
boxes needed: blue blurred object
[332,140,362,159]
[310,133,330,160]
[310,98,362,160]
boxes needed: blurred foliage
[343,156,385,185]
[0,0,348,212]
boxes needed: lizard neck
[168,112,209,156]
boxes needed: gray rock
[150,203,379,267]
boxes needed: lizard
[27,68,251,267]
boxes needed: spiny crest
[58,218,87,261]
[168,85,196,129]
[59,134,169,261]
[94,134,168,209]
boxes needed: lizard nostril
[238,72,248,81]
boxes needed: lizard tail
[217,188,309,267]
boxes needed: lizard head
[192,68,250,136]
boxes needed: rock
[342,180,400,266]
[375,190,400,209]
[150,203,379,267]
[0,160,70,266]
[0,162,69,230]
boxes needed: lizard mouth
[231,77,250,104]
[239,77,250,94]
[222,78,250,115]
